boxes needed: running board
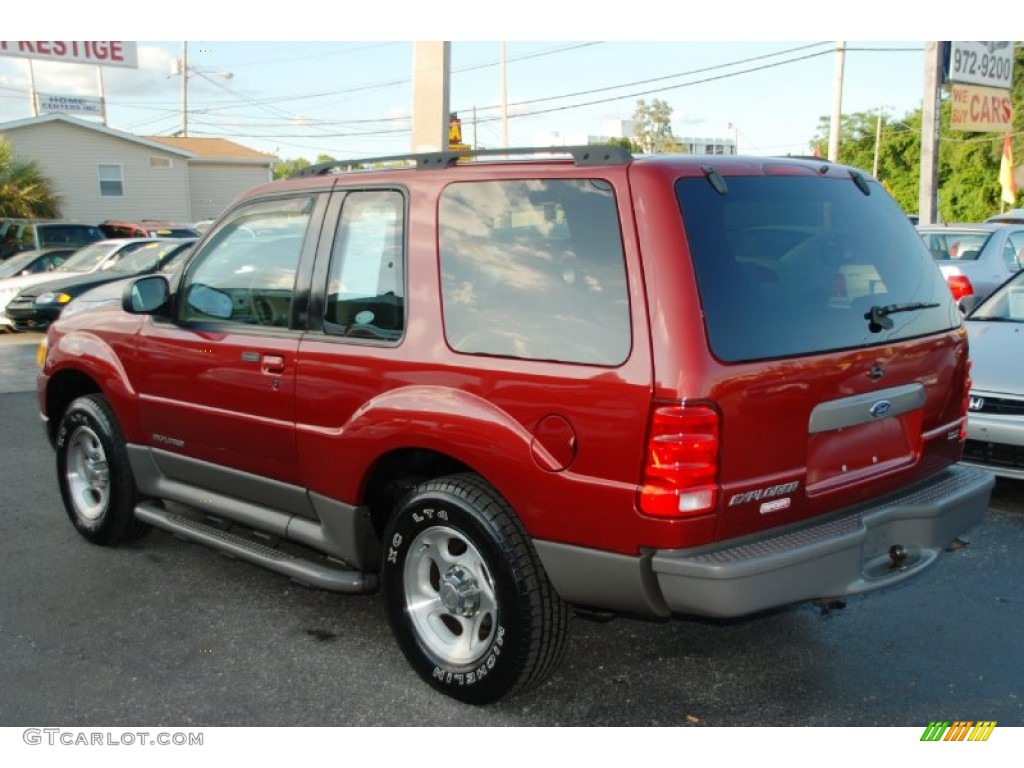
[135,501,378,594]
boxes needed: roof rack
[292,145,632,178]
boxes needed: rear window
[37,224,105,247]
[676,173,958,363]
[918,229,992,261]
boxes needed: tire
[381,474,571,704]
[56,394,149,546]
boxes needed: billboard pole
[28,60,38,116]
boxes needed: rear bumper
[535,465,993,619]
[650,465,993,617]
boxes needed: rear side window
[324,190,405,341]
[439,178,630,366]
[677,174,958,362]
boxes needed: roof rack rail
[292,144,632,178]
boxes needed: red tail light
[639,404,720,518]
[946,275,974,301]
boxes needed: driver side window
[180,196,314,327]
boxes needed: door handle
[261,354,286,374]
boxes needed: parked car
[960,269,1024,479]
[985,208,1024,225]
[38,147,992,704]
[916,222,1024,302]
[0,247,76,279]
[0,219,105,260]
[0,238,152,330]
[99,220,199,239]
[5,239,195,331]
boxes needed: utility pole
[180,41,188,137]
[872,104,883,177]
[500,42,508,149]
[919,42,943,224]
[828,41,846,162]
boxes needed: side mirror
[957,294,980,316]
[123,275,170,314]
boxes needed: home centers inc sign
[0,41,137,68]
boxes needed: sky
[0,3,1007,163]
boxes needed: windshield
[677,173,959,362]
[55,241,145,272]
[107,240,192,274]
[969,270,1024,322]
[0,250,42,277]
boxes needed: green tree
[0,137,62,218]
[597,136,642,153]
[809,46,1024,222]
[272,156,311,180]
[632,98,681,154]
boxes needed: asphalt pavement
[0,331,1022,727]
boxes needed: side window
[324,190,405,341]
[180,195,313,328]
[439,178,630,366]
[1004,232,1024,272]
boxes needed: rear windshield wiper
[864,302,940,332]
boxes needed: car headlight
[35,292,72,305]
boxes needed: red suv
[37,147,993,703]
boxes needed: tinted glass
[180,196,312,327]
[325,190,405,341]
[439,179,630,365]
[37,225,105,247]
[677,174,958,362]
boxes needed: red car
[38,148,992,703]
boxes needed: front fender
[42,327,142,443]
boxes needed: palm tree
[0,137,62,218]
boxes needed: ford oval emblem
[869,400,892,418]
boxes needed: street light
[172,42,233,137]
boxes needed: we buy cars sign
[0,41,137,68]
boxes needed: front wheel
[381,474,570,704]
[56,394,149,545]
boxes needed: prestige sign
[0,41,137,68]
[950,83,1013,133]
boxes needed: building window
[150,156,173,169]
[98,164,123,197]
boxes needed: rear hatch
[674,163,967,543]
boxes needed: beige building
[0,114,275,224]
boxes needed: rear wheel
[381,474,570,704]
[56,394,149,545]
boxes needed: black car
[4,239,195,330]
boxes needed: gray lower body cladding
[535,464,994,619]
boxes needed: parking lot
[1,330,1022,727]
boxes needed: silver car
[917,223,1024,303]
[961,268,1024,480]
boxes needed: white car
[0,239,153,330]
